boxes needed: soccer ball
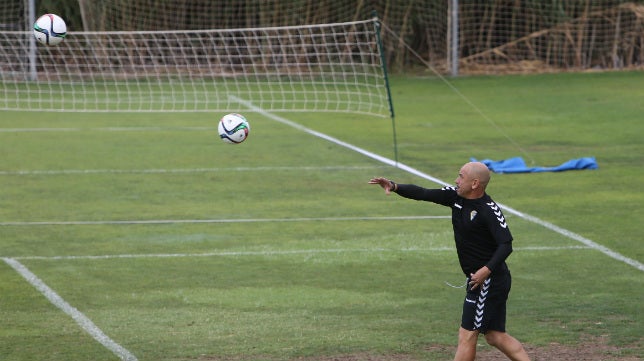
[218,113,250,144]
[33,14,67,46]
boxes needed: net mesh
[457,1,644,73]
[72,0,644,73]
[1,20,390,114]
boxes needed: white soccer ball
[218,113,250,144]
[33,14,67,46]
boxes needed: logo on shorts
[474,278,491,329]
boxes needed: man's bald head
[467,161,491,188]
[455,162,491,199]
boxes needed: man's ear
[471,178,480,189]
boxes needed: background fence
[3,0,644,74]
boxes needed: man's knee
[484,330,504,347]
[454,327,480,361]
[483,330,531,361]
[457,327,479,344]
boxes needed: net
[2,0,643,113]
[0,19,391,115]
[73,0,644,73]
[457,1,644,73]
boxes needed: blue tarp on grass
[472,156,598,174]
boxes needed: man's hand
[369,177,396,194]
[469,266,491,290]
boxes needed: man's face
[455,164,473,197]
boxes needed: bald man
[369,162,531,361]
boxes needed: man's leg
[484,330,531,361]
[453,327,479,361]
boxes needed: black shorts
[461,271,511,333]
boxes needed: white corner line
[2,257,138,361]
[232,96,644,272]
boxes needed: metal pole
[28,0,37,81]
[372,11,398,165]
[450,0,459,76]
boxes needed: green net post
[372,11,397,165]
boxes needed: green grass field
[1,71,643,361]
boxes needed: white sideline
[0,165,386,176]
[0,126,211,132]
[2,257,138,361]
[232,96,644,272]
[0,215,449,226]
[11,245,591,261]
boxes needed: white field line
[0,165,386,176]
[232,96,644,272]
[0,126,210,132]
[0,215,449,227]
[2,257,138,361]
[12,245,591,261]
